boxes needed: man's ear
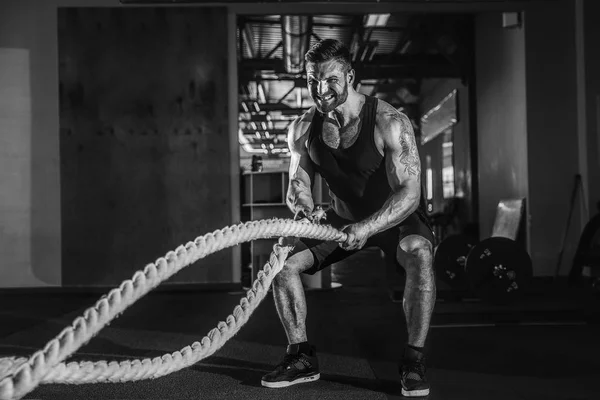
[347,68,355,85]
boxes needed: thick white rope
[0,218,346,400]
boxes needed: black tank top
[307,96,429,223]
[307,96,391,220]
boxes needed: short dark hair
[305,39,352,72]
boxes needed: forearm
[360,187,420,236]
[286,179,315,215]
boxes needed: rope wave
[0,219,347,400]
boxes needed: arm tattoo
[394,114,421,177]
[360,112,422,236]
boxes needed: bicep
[384,114,421,194]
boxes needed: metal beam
[264,41,283,59]
[241,21,256,58]
[123,0,535,4]
[356,63,460,79]
[389,16,420,56]
[240,54,460,80]
[239,104,310,115]
[240,128,288,135]
[120,1,538,15]
[276,83,298,104]
[243,17,407,32]
[239,58,285,74]
[239,113,298,122]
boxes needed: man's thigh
[369,211,434,268]
[289,238,358,276]
[288,209,358,275]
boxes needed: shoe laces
[277,354,302,371]
[403,361,426,381]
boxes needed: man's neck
[327,91,364,128]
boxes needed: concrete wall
[475,12,529,242]
[0,46,38,287]
[0,0,240,288]
[475,2,585,276]
[525,2,580,276]
[58,8,232,286]
[0,1,62,287]
[583,0,600,213]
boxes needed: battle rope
[0,218,347,400]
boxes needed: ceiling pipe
[281,15,313,75]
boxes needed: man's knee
[274,250,314,283]
[397,235,435,291]
[399,234,433,261]
[275,260,300,282]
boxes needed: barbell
[434,234,533,304]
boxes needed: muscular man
[261,39,436,397]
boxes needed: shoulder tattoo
[391,113,421,177]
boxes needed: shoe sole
[401,388,430,397]
[261,373,320,388]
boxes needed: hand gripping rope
[0,218,347,400]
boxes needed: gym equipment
[434,234,476,288]
[434,198,533,303]
[466,237,533,303]
[435,234,532,303]
[0,219,347,400]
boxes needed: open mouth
[318,94,335,102]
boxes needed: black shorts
[291,208,435,275]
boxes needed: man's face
[306,60,353,113]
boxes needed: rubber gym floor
[1,248,599,400]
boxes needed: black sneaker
[399,347,430,397]
[261,344,320,388]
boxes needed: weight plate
[465,237,533,304]
[434,234,477,288]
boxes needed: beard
[313,82,349,114]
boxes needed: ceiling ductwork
[281,15,313,74]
